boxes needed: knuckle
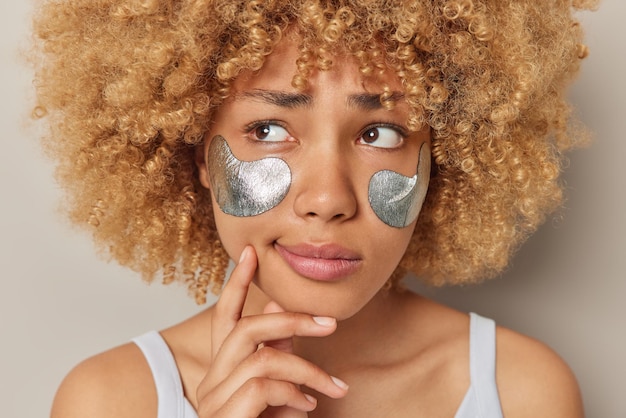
[300,360,325,383]
[243,376,268,397]
[252,346,277,366]
[279,311,302,332]
[286,312,301,327]
[283,381,300,397]
[292,357,327,385]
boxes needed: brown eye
[362,128,380,143]
[249,123,291,142]
[358,126,403,149]
[255,125,271,140]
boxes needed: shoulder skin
[50,343,157,418]
[496,326,584,418]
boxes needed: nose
[292,146,358,223]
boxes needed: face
[198,38,430,319]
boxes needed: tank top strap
[133,331,197,418]
[469,313,497,385]
[466,312,504,417]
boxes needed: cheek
[376,225,415,271]
[207,135,292,217]
[211,209,278,270]
[368,143,431,228]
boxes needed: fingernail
[331,376,349,390]
[313,316,336,327]
[239,246,248,263]
[304,393,317,405]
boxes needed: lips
[274,242,362,281]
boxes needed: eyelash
[243,120,286,133]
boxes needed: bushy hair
[30,0,597,303]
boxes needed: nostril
[305,211,346,220]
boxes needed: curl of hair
[30,0,596,302]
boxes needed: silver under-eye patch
[368,142,431,228]
[207,135,291,217]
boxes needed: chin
[262,283,374,320]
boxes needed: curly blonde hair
[31,0,596,304]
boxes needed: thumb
[262,301,294,353]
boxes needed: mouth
[274,242,362,282]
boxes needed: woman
[32,0,595,416]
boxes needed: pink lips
[274,242,362,281]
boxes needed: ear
[195,138,212,189]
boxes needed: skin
[50,37,585,418]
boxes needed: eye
[248,123,292,142]
[358,126,404,149]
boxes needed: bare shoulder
[50,342,156,418]
[496,326,583,418]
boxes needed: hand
[196,246,349,417]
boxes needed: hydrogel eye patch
[368,142,431,228]
[207,135,291,217]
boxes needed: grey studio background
[1,1,624,417]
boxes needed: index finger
[211,245,257,358]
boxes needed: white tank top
[132,312,503,417]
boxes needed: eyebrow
[237,89,312,109]
[346,92,405,110]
